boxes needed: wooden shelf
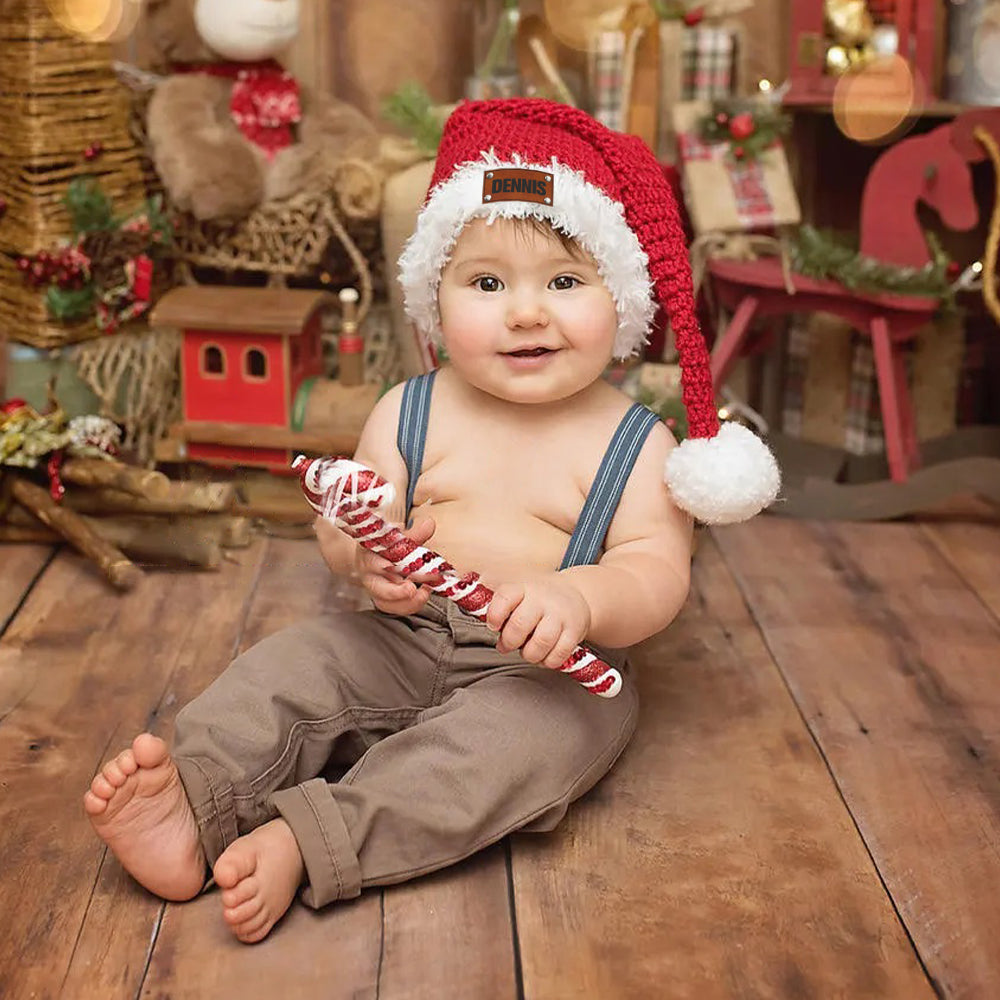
[783,98,983,119]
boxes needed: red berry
[683,7,705,26]
[728,113,756,141]
[733,146,746,159]
[715,112,729,125]
[84,141,104,161]
[17,256,30,271]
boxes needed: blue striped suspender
[559,402,660,569]
[396,375,658,567]
[396,370,438,522]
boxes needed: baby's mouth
[504,347,555,358]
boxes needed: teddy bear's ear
[143,0,213,69]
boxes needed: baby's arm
[559,421,694,648]
[314,384,440,613]
[484,421,693,663]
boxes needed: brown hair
[509,214,586,259]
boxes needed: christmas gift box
[682,25,738,100]
[657,22,740,159]
[781,311,966,456]
[589,29,627,133]
[673,100,801,235]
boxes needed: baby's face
[437,217,618,405]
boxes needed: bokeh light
[833,54,921,145]
[47,0,142,43]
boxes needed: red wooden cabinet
[785,0,942,106]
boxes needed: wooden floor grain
[1,512,997,1000]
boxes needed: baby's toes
[221,878,258,910]
[223,895,263,928]
[234,909,273,944]
[101,759,129,787]
[90,772,116,800]
[115,749,138,777]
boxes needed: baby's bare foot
[213,819,304,944]
[84,733,205,901]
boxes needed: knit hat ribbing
[398,98,780,524]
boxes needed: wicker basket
[0,0,148,349]
[170,191,384,323]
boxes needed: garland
[16,178,171,333]
[381,83,444,156]
[634,390,689,440]
[789,224,956,306]
[698,101,791,162]
[1,398,119,500]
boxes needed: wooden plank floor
[1,511,998,999]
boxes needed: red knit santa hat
[399,98,779,524]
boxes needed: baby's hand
[356,515,443,616]
[485,575,592,669]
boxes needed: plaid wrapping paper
[678,131,780,228]
[682,27,736,100]
[781,315,809,439]
[845,340,886,456]
[590,31,626,132]
[782,325,923,457]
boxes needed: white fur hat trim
[665,421,781,524]
[398,152,657,360]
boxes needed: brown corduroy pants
[172,594,638,908]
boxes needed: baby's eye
[473,275,503,292]
[549,275,580,291]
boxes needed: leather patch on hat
[482,168,553,205]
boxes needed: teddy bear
[143,0,414,222]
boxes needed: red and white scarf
[176,59,302,160]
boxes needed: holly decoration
[699,101,791,163]
[651,1,706,24]
[17,177,171,331]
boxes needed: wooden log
[4,506,233,568]
[9,479,143,591]
[0,524,59,544]
[82,515,222,569]
[184,514,253,548]
[62,480,237,516]
[60,456,170,499]
[170,420,360,456]
[6,501,251,548]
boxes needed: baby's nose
[506,295,549,329]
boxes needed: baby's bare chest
[413,431,596,533]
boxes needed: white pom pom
[664,422,780,524]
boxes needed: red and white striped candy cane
[293,455,622,697]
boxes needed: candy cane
[293,455,622,698]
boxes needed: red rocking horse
[707,120,980,485]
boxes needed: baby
[84,99,779,944]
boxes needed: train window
[201,344,225,377]
[244,347,268,381]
